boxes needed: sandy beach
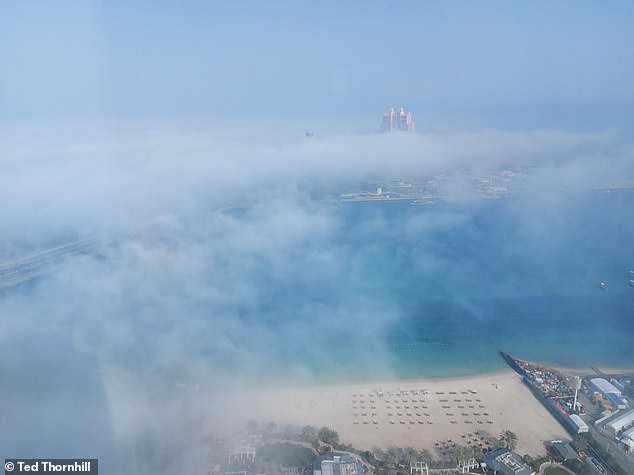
[209,370,570,457]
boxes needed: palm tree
[385,446,399,465]
[371,446,385,462]
[418,449,433,465]
[499,430,518,451]
[402,447,419,465]
[318,426,339,447]
[449,445,469,464]
[301,425,317,443]
[467,444,481,460]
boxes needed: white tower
[380,107,415,132]
[573,376,582,413]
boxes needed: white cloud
[1,120,632,472]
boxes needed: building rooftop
[623,426,634,437]
[606,392,628,408]
[605,408,634,432]
[312,453,364,475]
[482,448,535,475]
[621,427,634,450]
[590,378,622,396]
[551,441,579,460]
[569,414,589,432]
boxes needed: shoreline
[202,358,633,457]
[250,360,634,391]
[251,367,515,391]
[205,369,570,457]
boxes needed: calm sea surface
[7,188,633,386]
[276,189,634,383]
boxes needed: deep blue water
[5,189,632,385]
[272,189,634,382]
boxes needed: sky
[1,2,634,474]
[0,1,633,126]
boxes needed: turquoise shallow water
[0,185,632,468]
[5,188,632,388]
[258,188,634,383]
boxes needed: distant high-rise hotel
[380,107,415,132]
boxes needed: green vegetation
[562,459,592,475]
[358,444,480,473]
[528,456,550,472]
[278,424,526,475]
[499,430,518,451]
[299,425,340,449]
[572,435,588,451]
[317,426,340,447]
[258,443,314,468]
[544,467,569,475]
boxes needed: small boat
[600,282,607,290]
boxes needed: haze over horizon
[1,2,633,474]
[1,1,633,127]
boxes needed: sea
[3,188,633,387]
[1,183,633,465]
[263,188,634,384]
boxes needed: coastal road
[0,239,102,290]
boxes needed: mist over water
[1,123,633,473]
[327,192,634,379]
[2,0,634,471]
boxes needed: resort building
[311,453,364,475]
[481,448,535,475]
[409,462,429,475]
[605,408,634,435]
[589,378,622,397]
[380,107,415,132]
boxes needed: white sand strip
[205,370,570,456]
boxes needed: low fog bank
[1,121,633,473]
[0,121,630,248]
